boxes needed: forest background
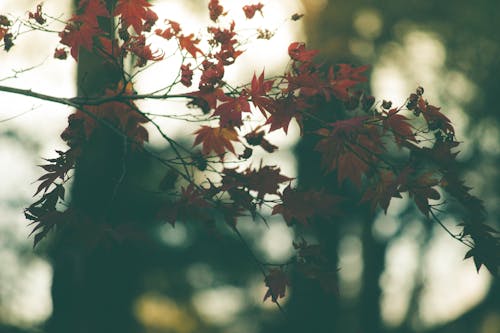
[0,0,499,333]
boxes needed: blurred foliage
[288,0,500,332]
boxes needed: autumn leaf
[222,164,291,200]
[265,96,306,134]
[250,70,275,117]
[114,0,152,34]
[417,98,454,134]
[244,126,277,153]
[78,0,109,25]
[399,169,441,216]
[263,268,289,302]
[288,42,318,62]
[328,64,369,101]
[180,63,193,87]
[155,19,181,40]
[244,164,292,199]
[59,18,101,60]
[186,87,224,114]
[315,117,382,188]
[243,3,264,19]
[54,48,68,59]
[208,0,225,22]
[382,108,416,145]
[272,185,341,225]
[178,33,204,58]
[193,126,239,156]
[35,150,75,196]
[213,94,251,128]
[361,171,402,213]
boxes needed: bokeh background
[0,0,498,332]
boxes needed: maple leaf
[382,108,416,145]
[421,101,454,134]
[125,35,164,67]
[59,18,101,60]
[285,64,328,99]
[293,240,339,294]
[361,171,402,213]
[53,48,68,60]
[244,164,292,199]
[263,268,289,302]
[78,0,109,25]
[272,185,341,225]
[143,8,158,32]
[243,3,264,19]
[399,169,441,216]
[193,126,239,156]
[328,64,369,101]
[213,94,251,128]
[179,33,204,58]
[35,150,75,196]
[222,164,291,200]
[249,70,275,117]
[180,63,193,87]
[315,117,382,188]
[288,42,318,62]
[265,96,307,134]
[155,20,182,40]
[244,126,277,153]
[199,60,225,90]
[208,0,225,22]
[186,87,224,114]
[336,150,370,188]
[114,0,152,34]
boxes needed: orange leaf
[193,126,239,156]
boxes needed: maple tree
[0,0,498,314]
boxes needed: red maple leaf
[249,70,275,117]
[361,171,402,213]
[244,164,292,199]
[272,185,341,225]
[263,268,289,302]
[155,19,182,40]
[208,0,225,22]
[193,126,239,156]
[186,87,224,114]
[114,0,152,34]
[288,42,318,62]
[78,0,109,25]
[243,3,264,19]
[59,18,101,60]
[315,117,382,188]
[399,169,441,216]
[180,63,193,87]
[179,33,204,58]
[285,64,328,99]
[213,94,251,128]
[265,96,307,134]
[222,164,291,200]
[420,99,454,133]
[328,64,369,101]
[382,108,416,145]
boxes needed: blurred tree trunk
[360,216,386,333]
[45,1,143,332]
